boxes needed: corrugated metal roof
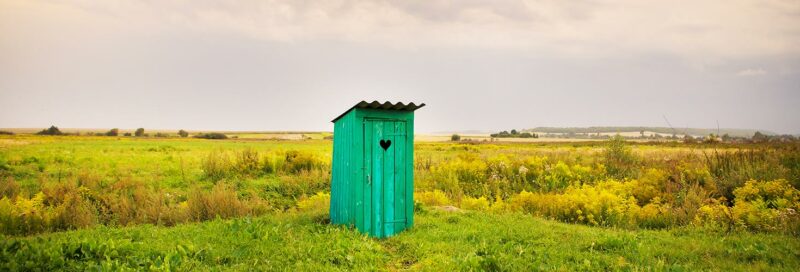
[332,101,426,122]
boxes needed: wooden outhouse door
[364,119,409,237]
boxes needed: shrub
[53,191,97,230]
[509,180,639,228]
[283,150,319,174]
[194,133,228,140]
[415,190,451,206]
[0,177,19,199]
[731,179,800,233]
[705,149,783,202]
[461,196,489,211]
[603,135,639,179]
[105,128,119,136]
[36,126,63,135]
[297,192,330,214]
[188,183,247,221]
[235,148,260,177]
[629,168,667,205]
[202,150,231,180]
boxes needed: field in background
[1,134,799,270]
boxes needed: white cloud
[737,68,768,76]
[3,0,800,62]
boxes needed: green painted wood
[330,105,418,238]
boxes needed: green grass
[2,135,799,270]
[3,210,798,271]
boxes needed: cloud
[9,0,798,61]
[737,68,768,76]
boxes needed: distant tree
[451,134,461,141]
[752,131,768,143]
[0,131,13,135]
[640,130,645,137]
[178,129,189,138]
[135,128,145,137]
[123,132,132,136]
[511,129,518,135]
[154,132,168,138]
[721,133,732,142]
[105,128,119,136]
[194,132,228,139]
[520,132,532,138]
[36,126,63,136]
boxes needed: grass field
[4,210,798,271]
[1,135,799,270]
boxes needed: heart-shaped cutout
[379,139,392,151]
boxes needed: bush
[194,133,228,140]
[603,135,639,179]
[36,126,63,135]
[0,177,19,199]
[188,183,247,221]
[731,179,800,233]
[105,128,119,136]
[415,190,451,206]
[297,192,330,214]
[283,150,320,174]
[460,196,489,211]
[235,148,260,177]
[202,150,231,180]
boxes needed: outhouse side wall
[330,110,359,226]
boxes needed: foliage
[415,190,451,206]
[603,135,639,178]
[297,192,330,214]
[178,129,189,138]
[193,133,228,139]
[104,128,119,137]
[450,134,460,141]
[134,128,145,137]
[36,126,63,135]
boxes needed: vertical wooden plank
[395,121,407,226]
[354,117,364,232]
[371,121,384,237]
[383,122,397,236]
[406,114,415,227]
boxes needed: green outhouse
[330,101,425,238]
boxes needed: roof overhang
[331,101,426,122]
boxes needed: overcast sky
[1,0,799,133]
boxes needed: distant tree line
[490,129,539,138]
[30,126,193,138]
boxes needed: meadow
[1,134,799,270]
